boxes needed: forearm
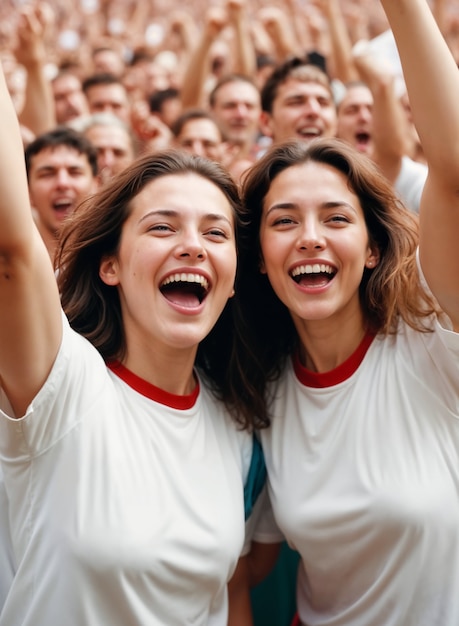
[19,60,56,135]
[321,0,359,83]
[232,16,257,76]
[0,64,34,247]
[180,32,214,109]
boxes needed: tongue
[297,274,330,288]
[162,285,201,307]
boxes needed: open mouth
[355,131,370,149]
[160,273,210,307]
[297,127,321,140]
[53,199,73,214]
[290,263,336,288]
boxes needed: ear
[365,246,380,269]
[99,255,120,286]
[259,111,274,139]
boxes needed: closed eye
[205,228,229,239]
[328,215,350,224]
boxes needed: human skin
[28,145,97,254]
[99,172,237,392]
[85,83,130,123]
[175,118,223,161]
[84,124,135,181]
[261,78,337,144]
[211,80,261,149]
[52,73,89,124]
[336,84,374,156]
[259,161,379,372]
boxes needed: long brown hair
[56,149,255,428]
[227,139,439,427]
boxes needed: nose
[234,103,248,117]
[189,141,206,157]
[175,229,207,260]
[55,168,71,187]
[297,219,325,251]
[99,149,115,168]
[358,106,372,123]
[303,98,321,117]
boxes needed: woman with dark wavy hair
[230,0,459,623]
[0,59,265,622]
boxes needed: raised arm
[14,3,56,136]
[380,0,459,328]
[180,8,226,110]
[315,0,359,83]
[352,44,409,185]
[0,57,61,417]
[227,0,257,77]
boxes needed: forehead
[86,83,127,103]
[53,74,82,95]
[338,85,373,110]
[130,173,235,222]
[29,145,91,170]
[179,119,222,141]
[213,81,260,106]
[264,161,357,205]
[275,78,334,102]
[85,124,132,150]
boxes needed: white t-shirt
[394,155,427,214]
[0,315,254,626]
[260,316,459,625]
[0,464,13,616]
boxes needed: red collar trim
[293,332,375,388]
[107,361,199,409]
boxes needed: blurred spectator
[172,108,224,161]
[52,70,89,124]
[82,72,131,124]
[73,112,137,183]
[24,126,98,261]
[148,87,182,129]
[209,75,262,160]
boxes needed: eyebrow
[34,164,86,174]
[138,209,233,226]
[265,200,357,216]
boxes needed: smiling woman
[0,58,268,624]
[228,0,459,622]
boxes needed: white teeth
[298,127,320,136]
[161,273,209,290]
[291,264,334,277]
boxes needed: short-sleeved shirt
[0,315,253,625]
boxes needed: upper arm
[418,175,459,330]
[0,231,62,416]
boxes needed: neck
[122,345,198,396]
[294,312,368,374]
[34,216,58,264]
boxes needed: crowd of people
[1,0,459,624]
